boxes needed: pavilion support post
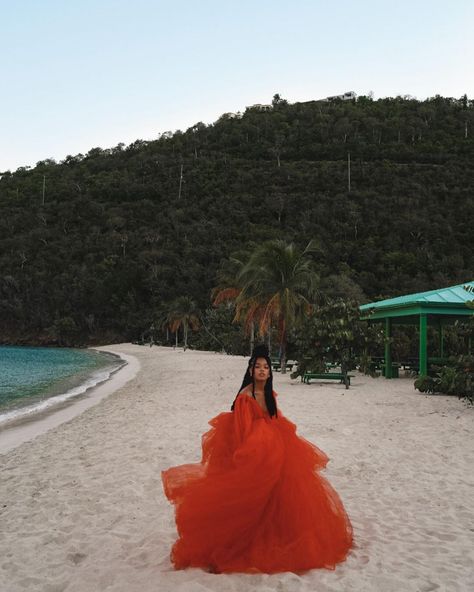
[419,314,428,377]
[385,317,392,378]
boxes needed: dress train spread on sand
[162,392,353,573]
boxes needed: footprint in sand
[67,551,87,565]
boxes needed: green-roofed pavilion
[359,281,474,377]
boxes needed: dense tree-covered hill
[1,93,473,345]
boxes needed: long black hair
[231,344,278,418]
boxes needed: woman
[161,345,353,574]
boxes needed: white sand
[1,344,473,592]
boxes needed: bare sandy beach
[1,344,473,592]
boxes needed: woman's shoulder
[232,390,256,415]
[237,386,253,400]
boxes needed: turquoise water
[0,346,123,423]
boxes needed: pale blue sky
[1,0,473,171]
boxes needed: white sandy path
[0,344,473,592]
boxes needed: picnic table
[271,358,296,372]
[302,372,354,389]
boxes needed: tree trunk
[184,320,188,351]
[280,321,287,374]
[175,329,178,347]
[280,339,287,374]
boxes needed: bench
[302,372,354,389]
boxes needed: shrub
[414,375,436,394]
[414,355,474,404]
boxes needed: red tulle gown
[161,392,353,574]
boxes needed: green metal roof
[360,280,474,320]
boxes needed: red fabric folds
[161,393,353,573]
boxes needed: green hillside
[1,93,473,345]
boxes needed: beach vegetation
[414,355,474,404]
[166,297,200,350]
[415,316,474,403]
[291,299,384,380]
[192,303,249,355]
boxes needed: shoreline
[0,347,139,455]
[0,348,125,426]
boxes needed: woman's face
[251,357,270,383]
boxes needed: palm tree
[235,240,319,373]
[212,251,258,353]
[167,296,200,350]
[153,307,172,344]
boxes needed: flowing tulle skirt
[162,396,353,573]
